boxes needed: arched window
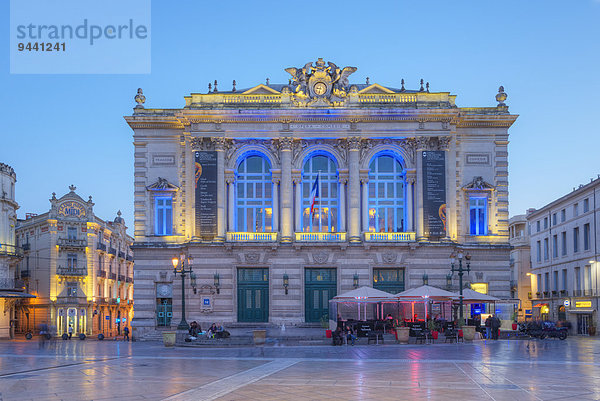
[302,155,338,232]
[368,155,405,232]
[236,155,272,232]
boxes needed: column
[348,137,361,242]
[405,169,416,232]
[339,175,347,232]
[415,137,429,240]
[293,174,302,232]
[361,177,369,232]
[272,178,279,232]
[213,138,226,241]
[226,172,235,232]
[279,137,293,242]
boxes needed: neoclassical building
[15,186,134,337]
[126,59,518,338]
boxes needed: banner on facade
[422,151,446,238]
[195,151,218,238]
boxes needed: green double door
[305,268,337,323]
[237,268,269,322]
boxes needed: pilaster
[279,137,294,242]
[347,137,361,242]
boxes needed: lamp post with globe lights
[450,251,471,325]
[172,254,196,331]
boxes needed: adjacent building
[0,163,30,339]
[526,178,599,334]
[509,214,532,321]
[15,186,134,337]
[126,59,518,339]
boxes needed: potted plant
[395,323,410,344]
[588,325,596,336]
[512,311,518,330]
[428,320,439,340]
[320,314,332,338]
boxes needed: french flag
[309,174,319,214]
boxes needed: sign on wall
[422,151,446,238]
[195,151,218,238]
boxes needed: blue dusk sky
[1,0,599,232]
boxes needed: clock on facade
[156,284,172,298]
[313,82,327,96]
[57,201,86,218]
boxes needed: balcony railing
[97,242,107,252]
[364,232,416,242]
[118,274,125,282]
[109,272,117,280]
[56,266,87,276]
[22,243,30,251]
[0,278,25,290]
[20,270,30,278]
[0,244,24,258]
[108,247,117,255]
[126,277,133,283]
[97,270,106,278]
[118,251,126,259]
[126,254,134,262]
[57,238,87,248]
[226,232,278,242]
[295,232,346,242]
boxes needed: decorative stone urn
[462,325,476,341]
[162,331,176,347]
[395,327,410,344]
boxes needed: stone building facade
[15,186,134,337]
[126,59,518,338]
[509,214,532,320]
[527,178,600,335]
[0,163,29,339]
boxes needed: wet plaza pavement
[0,337,599,400]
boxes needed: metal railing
[295,232,347,242]
[126,254,134,262]
[109,272,117,280]
[226,232,278,242]
[108,247,117,255]
[0,278,25,290]
[118,274,125,282]
[0,244,24,258]
[56,266,87,276]
[97,270,106,278]
[97,242,107,252]
[118,251,126,259]
[364,232,416,242]
[57,238,86,248]
[126,277,133,283]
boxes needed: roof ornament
[232,80,236,92]
[88,195,93,203]
[208,82,212,93]
[134,88,146,109]
[366,77,370,85]
[266,78,270,85]
[51,192,57,200]
[69,184,76,192]
[426,82,430,93]
[400,79,405,92]
[419,79,424,92]
[496,86,507,106]
[213,80,218,93]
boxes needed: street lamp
[450,251,471,325]
[422,273,429,286]
[172,254,194,331]
[353,273,359,289]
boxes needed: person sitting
[207,323,218,338]
[214,323,230,339]
[332,326,343,346]
[189,321,200,338]
[345,325,357,346]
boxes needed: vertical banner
[195,151,218,238]
[422,151,446,238]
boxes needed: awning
[0,291,36,299]
[567,309,595,314]
[533,303,548,307]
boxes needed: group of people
[332,325,357,345]
[484,314,502,340]
[188,321,231,339]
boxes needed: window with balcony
[561,231,567,256]
[544,272,549,292]
[302,154,338,232]
[154,196,173,235]
[552,234,558,258]
[553,271,558,292]
[562,269,567,291]
[67,282,77,297]
[575,267,581,291]
[368,155,405,233]
[67,226,77,240]
[573,227,579,253]
[469,197,487,235]
[536,241,541,262]
[235,155,272,232]
[67,253,77,269]
[543,238,549,261]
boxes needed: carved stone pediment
[313,251,328,264]
[462,176,494,191]
[382,252,397,264]
[146,177,179,192]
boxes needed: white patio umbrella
[332,286,395,320]
[456,288,501,303]
[395,285,458,300]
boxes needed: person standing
[491,315,501,340]
[123,326,130,341]
[484,315,492,339]
[68,325,73,340]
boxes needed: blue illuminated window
[469,197,487,235]
[302,155,338,232]
[236,155,272,232]
[368,155,405,232]
[155,196,173,235]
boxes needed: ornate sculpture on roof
[285,58,357,107]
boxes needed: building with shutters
[125,58,518,338]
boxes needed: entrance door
[577,314,591,335]
[305,268,336,323]
[156,299,172,327]
[237,268,269,322]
